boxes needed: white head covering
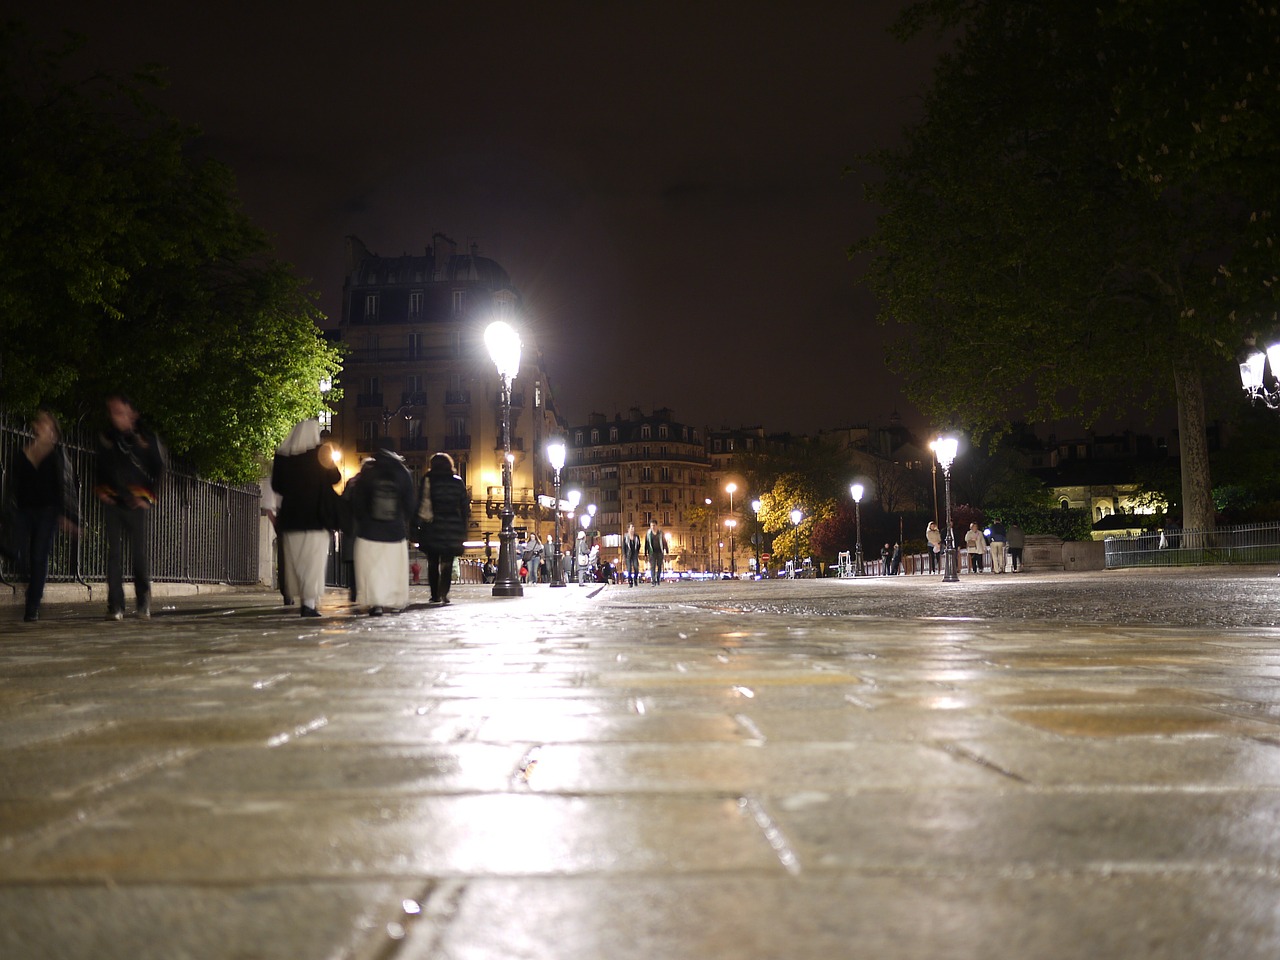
[277,419,321,456]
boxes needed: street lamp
[484,320,523,598]
[790,507,803,579]
[724,518,738,578]
[931,436,961,583]
[1240,343,1280,408]
[705,497,713,572]
[547,441,566,589]
[751,499,762,578]
[850,483,865,577]
[566,489,581,584]
[724,482,737,576]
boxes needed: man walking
[621,522,642,587]
[96,394,166,620]
[1007,522,1025,572]
[988,519,1008,574]
[644,520,665,585]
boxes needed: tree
[853,0,1280,532]
[759,472,837,569]
[0,27,341,481]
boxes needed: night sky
[15,1,949,436]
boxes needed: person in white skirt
[271,420,341,617]
[349,447,416,616]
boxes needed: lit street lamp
[704,497,713,572]
[931,436,961,583]
[1240,342,1280,408]
[566,489,581,584]
[547,441,566,589]
[750,499,762,578]
[725,482,737,576]
[484,320,523,598]
[724,518,738,578]
[850,483,865,577]
[790,507,803,579]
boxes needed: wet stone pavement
[4,568,1280,958]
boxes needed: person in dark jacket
[350,448,416,616]
[620,522,642,587]
[12,410,80,622]
[96,395,166,620]
[414,452,469,604]
[271,419,340,617]
[644,520,665,585]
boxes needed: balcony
[445,390,471,405]
[495,437,526,452]
[443,434,471,450]
[355,393,384,408]
[400,391,427,407]
[400,436,429,451]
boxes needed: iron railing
[1104,521,1280,569]
[1,412,261,588]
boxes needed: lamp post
[704,497,713,572]
[565,489,580,584]
[725,518,738,578]
[931,436,960,583]
[547,441,566,588]
[789,507,803,579]
[751,499,761,578]
[1240,343,1280,408]
[850,483,865,577]
[484,320,523,598]
[725,482,737,577]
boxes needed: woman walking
[12,410,79,622]
[271,420,340,617]
[349,448,416,616]
[414,452,469,604]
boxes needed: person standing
[12,410,80,622]
[415,452,469,604]
[964,522,986,574]
[890,542,903,576]
[644,520,665,585]
[575,530,591,585]
[925,521,943,574]
[350,447,416,616]
[988,519,1008,574]
[526,537,542,586]
[1007,522,1026,572]
[96,395,166,620]
[621,522,642,587]
[271,419,340,617]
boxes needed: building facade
[330,234,562,552]
[563,409,713,573]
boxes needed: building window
[365,294,378,320]
[663,511,672,526]
[610,427,618,442]
[713,439,722,453]
[409,290,423,318]
[641,467,653,482]
[535,384,542,408]
[659,424,669,439]
[452,290,464,315]
[408,333,424,357]
[406,374,423,393]
[641,425,652,439]
[660,467,671,482]
[318,408,332,430]
[575,430,584,445]
[360,420,377,440]
[591,429,600,444]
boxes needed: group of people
[870,519,1027,576]
[269,420,469,617]
[507,519,669,588]
[5,396,166,623]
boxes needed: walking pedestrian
[271,419,340,617]
[964,522,986,574]
[621,522,642,586]
[96,394,166,620]
[10,410,80,622]
[575,530,591,585]
[988,519,1008,574]
[350,447,416,616]
[1007,522,1025,572]
[925,521,943,574]
[414,452,469,604]
[645,520,666,585]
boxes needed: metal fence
[1104,521,1280,569]
[1,412,261,588]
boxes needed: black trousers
[426,550,455,599]
[105,504,151,613]
[22,505,58,617]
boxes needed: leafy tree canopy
[853,0,1280,531]
[0,26,341,481]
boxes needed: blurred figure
[621,522,641,587]
[13,410,80,622]
[575,530,590,585]
[1007,522,1025,572]
[926,521,943,574]
[644,520,665,585]
[988,519,1008,573]
[96,395,166,620]
[415,452,469,604]
[271,420,340,617]
[349,447,415,616]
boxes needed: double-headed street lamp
[850,483,865,577]
[484,320,523,598]
[789,507,803,578]
[930,436,961,583]
[547,441,566,589]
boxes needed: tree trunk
[1173,359,1215,536]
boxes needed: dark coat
[272,448,341,532]
[96,424,165,509]
[416,468,469,556]
[14,445,79,524]
[351,449,416,543]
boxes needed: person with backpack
[272,419,340,617]
[350,447,416,616]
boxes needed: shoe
[441,596,451,605]
[369,606,384,617]
[300,605,322,618]
[108,610,124,621]
[137,606,151,620]
[429,596,441,604]
[23,610,38,623]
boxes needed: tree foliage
[852,0,1280,531]
[0,26,341,481]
